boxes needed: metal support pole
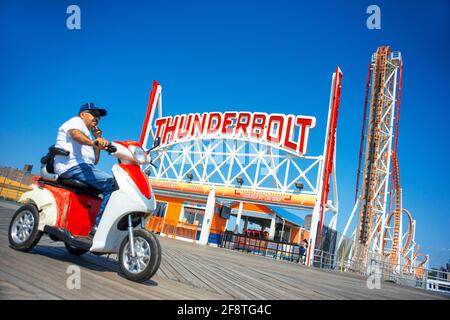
[269,215,276,240]
[199,186,216,245]
[280,218,285,242]
[307,67,343,267]
[234,201,243,233]
[330,145,339,231]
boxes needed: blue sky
[1,0,449,267]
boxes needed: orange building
[145,190,309,246]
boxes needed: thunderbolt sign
[154,112,316,155]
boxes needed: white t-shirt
[53,116,95,175]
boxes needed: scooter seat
[58,177,101,196]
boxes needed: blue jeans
[60,163,113,227]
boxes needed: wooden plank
[1,201,447,300]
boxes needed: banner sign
[154,112,316,155]
[150,179,316,208]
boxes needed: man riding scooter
[53,102,112,238]
[9,99,162,282]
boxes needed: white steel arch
[147,138,322,197]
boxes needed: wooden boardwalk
[0,201,446,300]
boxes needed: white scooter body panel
[18,185,57,231]
[90,164,156,253]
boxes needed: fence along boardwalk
[0,201,447,300]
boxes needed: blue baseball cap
[79,102,107,117]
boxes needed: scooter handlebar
[106,144,117,154]
[94,140,117,154]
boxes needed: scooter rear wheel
[8,204,42,252]
[118,229,161,282]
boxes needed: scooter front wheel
[118,229,161,282]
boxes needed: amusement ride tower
[343,46,426,274]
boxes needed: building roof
[229,202,304,228]
[268,206,304,227]
[230,202,274,214]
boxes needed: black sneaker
[88,226,97,239]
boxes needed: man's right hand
[94,137,109,149]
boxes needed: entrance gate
[139,68,343,266]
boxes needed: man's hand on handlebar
[93,139,117,153]
[94,137,109,150]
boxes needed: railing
[146,216,165,233]
[311,248,337,269]
[147,217,199,243]
[219,232,305,264]
[161,221,177,238]
[0,167,34,202]
[317,245,450,294]
[175,221,199,242]
[427,279,450,294]
[424,268,450,294]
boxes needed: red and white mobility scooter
[8,138,162,282]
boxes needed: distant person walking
[300,239,308,264]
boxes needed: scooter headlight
[129,145,147,164]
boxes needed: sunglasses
[86,110,101,118]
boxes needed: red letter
[296,117,315,154]
[283,115,298,152]
[234,112,251,138]
[266,114,284,144]
[221,112,237,135]
[162,116,179,144]
[250,113,267,140]
[206,112,223,135]
[177,114,193,140]
[154,118,168,142]
[190,113,207,138]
